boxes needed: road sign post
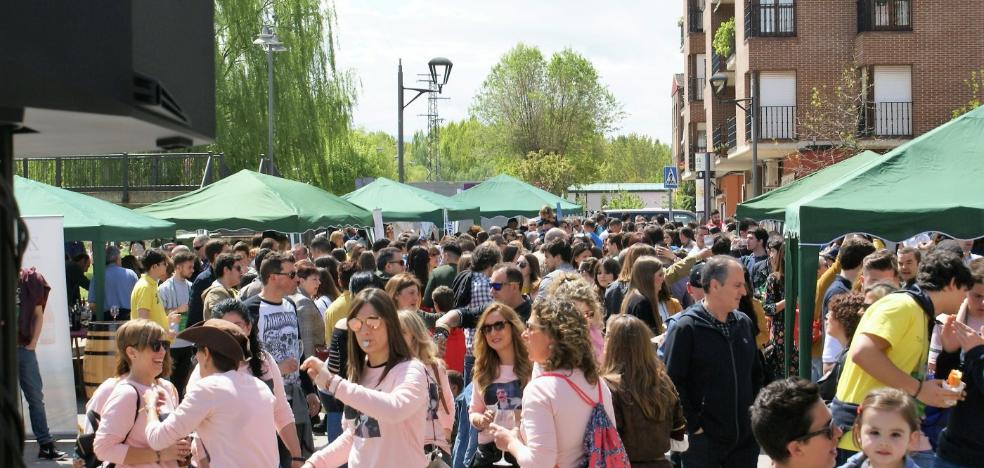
[663,166,679,223]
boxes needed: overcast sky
[331,0,682,144]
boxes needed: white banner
[20,216,77,438]
[372,208,384,241]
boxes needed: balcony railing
[711,52,722,75]
[726,117,738,149]
[15,152,228,202]
[688,5,704,32]
[758,105,797,139]
[689,77,705,102]
[858,0,911,32]
[746,1,796,37]
[864,101,912,136]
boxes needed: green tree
[471,43,623,157]
[208,1,388,193]
[598,134,672,182]
[606,191,645,209]
[510,150,578,195]
[953,69,984,118]
[673,180,696,211]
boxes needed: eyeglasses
[480,320,510,334]
[148,340,170,353]
[525,320,544,331]
[387,260,403,265]
[489,282,517,291]
[516,261,528,268]
[793,418,837,443]
[193,244,204,250]
[348,316,382,332]
[272,271,297,279]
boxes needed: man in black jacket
[664,255,765,468]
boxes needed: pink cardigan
[187,350,294,430]
[307,359,429,468]
[93,378,180,468]
[144,370,279,468]
[511,368,616,468]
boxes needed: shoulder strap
[121,382,142,443]
[429,363,451,415]
[540,372,597,406]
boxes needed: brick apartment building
[671,0,984,218]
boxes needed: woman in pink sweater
[300,288,429,468]
[398,309,455,464]
[93,319,191,467]
[184,299,304,467]
[468,303,532,467]
[143,319,280,468]
[491,297,617,468]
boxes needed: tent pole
[783,234,798,378]
[797,245,820,379]
[91,237,106,320]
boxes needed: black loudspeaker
[0,1,216,156]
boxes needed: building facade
[672,0,984,218]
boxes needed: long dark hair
[602,314,678,421]
[407,245,430,287]
[211,299,264,378]
[346,288,414,386]
[737,269,762,340]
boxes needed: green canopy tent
[137,170,373,231]
[342,177,480,226]
[451,174,582,218]
[15,175,177,311]
[736,150,883,221]
[781,106,984,377]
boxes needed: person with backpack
[489,297,627,468]
[92,319,191,467]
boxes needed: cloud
[331,0,682,143]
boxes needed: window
[758,72,796,139]
[872,65,912,136]
[747,0,795,37]
[858,0,911,32]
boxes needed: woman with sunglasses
[468,303,532,467]
[398,310,455,464]
[144,319,280,468]
[184,299,304,468]
[299,288,429,468]
[490,298,618,468]
[94,319,191,467]
[517,253,540,296]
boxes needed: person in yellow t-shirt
[831,250,973,461]
[130,249,172,340]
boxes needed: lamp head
[428,57,453,93]
[709,73,728,96]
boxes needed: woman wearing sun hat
[143,319,281,468]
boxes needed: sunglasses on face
[516,262,528,268]
[490,282,517,291]
[348,316,382,332]
[148,340,169,353]
[793,418,837,443]
[272,271,297,279]
[481,320,510,334]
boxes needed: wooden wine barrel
[83,321,121,398]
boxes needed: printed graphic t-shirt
[469,364,524,444]
[247,296,302,388]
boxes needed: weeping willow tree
[210,0,391,193]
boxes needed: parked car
[601,208,697,224]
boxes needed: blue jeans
[811,357,823,382]
[463,354,475,386]
[18,347,52,445]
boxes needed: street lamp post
[398,57,452,183]
[254,26,287,175]
[709,72,759,198]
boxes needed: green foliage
[471,43,623,157]
[713,18,735,58]
[606,191,645,209]
[673,180,696,211]
[509,150,579,195]
[953,69,984,118]
[206,0,390,194]
[598,134,672,182]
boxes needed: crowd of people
[14,206,984,467]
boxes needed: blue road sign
[663,166,679,189]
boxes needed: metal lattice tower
[417,74,448,181]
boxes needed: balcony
[688,5,704,33]
[689,77,705,102]
[758,105,797,139]
[862,101,912,137]
[858,0,911,32]
[713,118,737,153]
[745,1,796,37]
